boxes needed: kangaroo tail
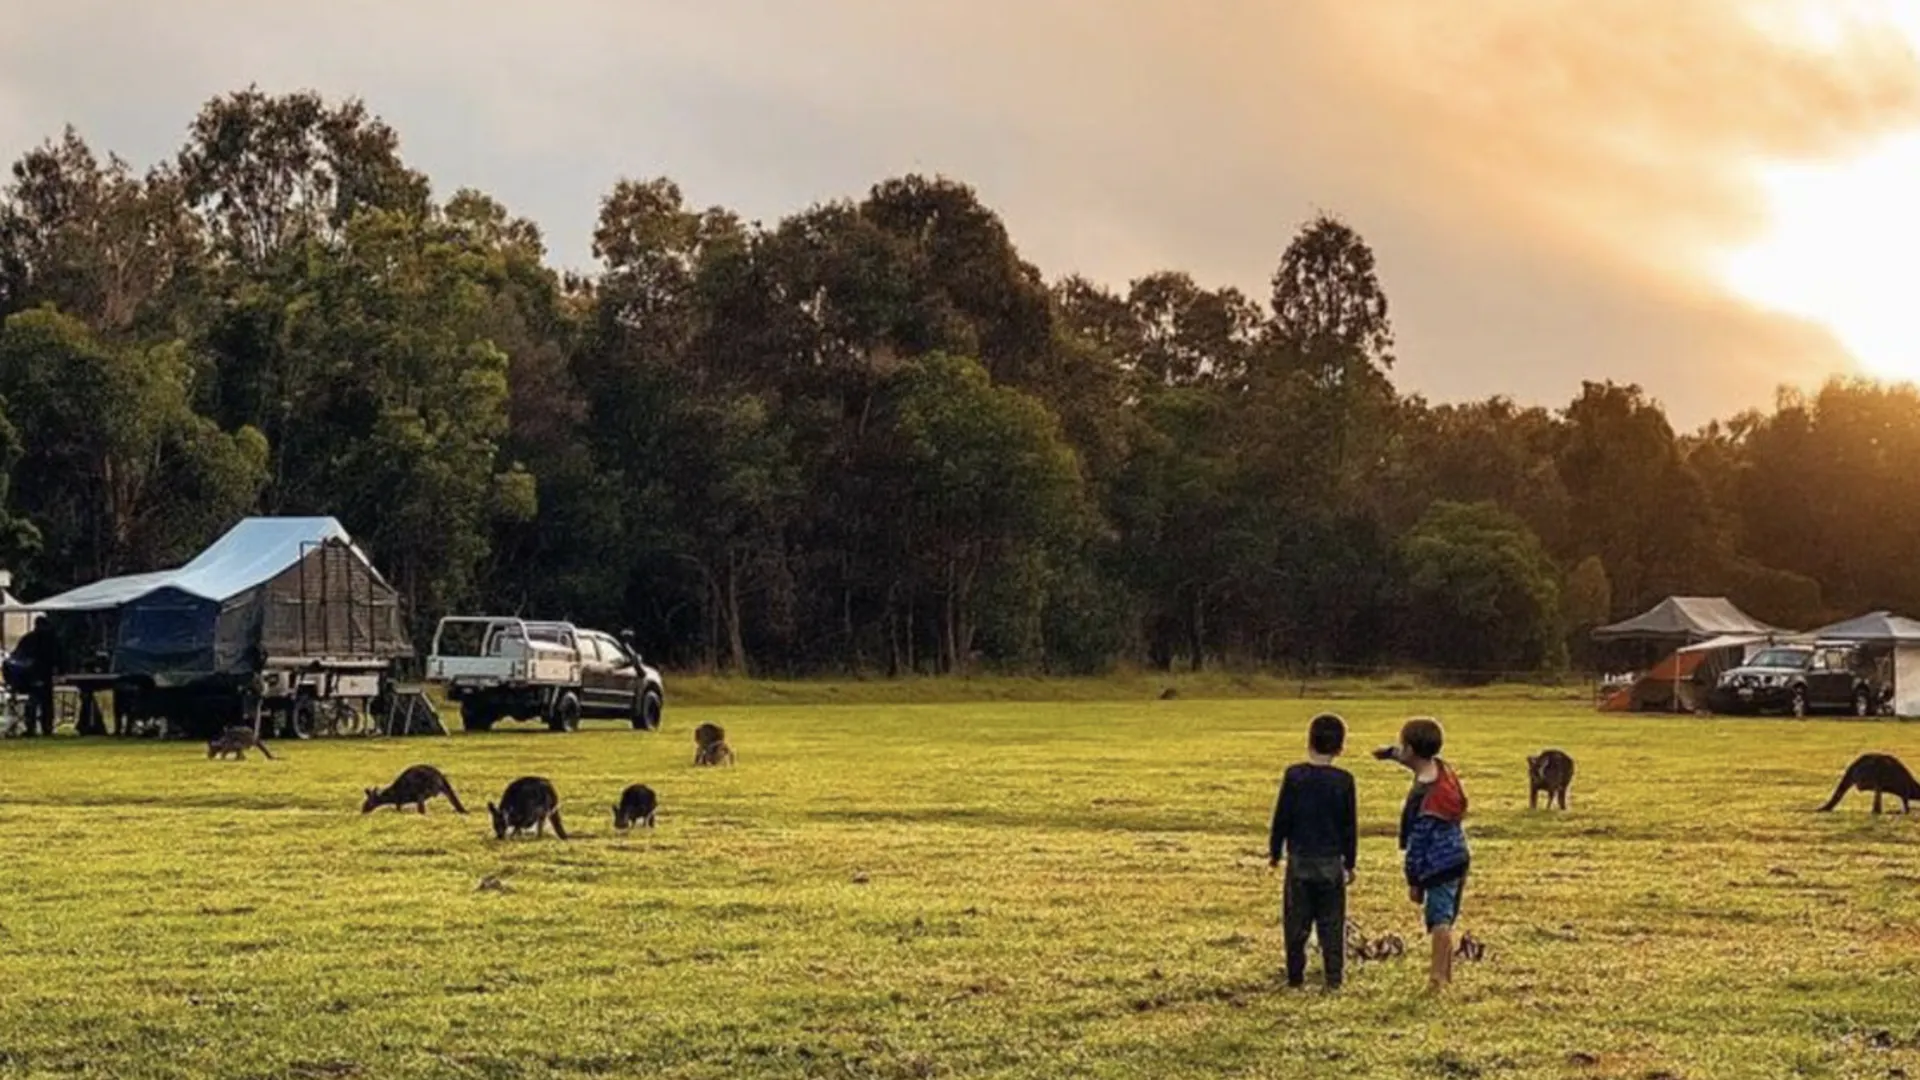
[256,740,276,760]
[549,809,569,840]
[1818,766,1855,811]
[445,784,468,814]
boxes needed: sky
[0,0,1917,428]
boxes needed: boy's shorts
[1422,876,1464,931]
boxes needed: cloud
[0,0,1915,425]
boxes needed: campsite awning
[1676,632,1801,654]
[1593,596,1785,643]
[1810,611,1920,644]
[5,517,368,613]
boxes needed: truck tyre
[632,689,662,731]
[547,691,581,733]
[287,697,318,740]
[461,700,497,733]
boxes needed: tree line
[0,89,1906,678]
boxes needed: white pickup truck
[425,616,664,733]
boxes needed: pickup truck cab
[426,617,664,732]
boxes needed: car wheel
[631,689,663,731]
[460,701,496,733]
[1791,687,1808,718]
[287,697,318,740]
[548,691,581,733]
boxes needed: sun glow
[1719,2,1920,384]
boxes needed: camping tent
[1809,611,1920,717]
[13,517,411,685]
[1593,596,1783,643]
[1593,597,1789,712]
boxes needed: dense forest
[0,89,1908,678]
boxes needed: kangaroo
[1818,753,1920,814]
[1528,749,1576,810]
[612,783,658,830]
[487,776,568,839]
[363,764,467,815]
[207,726,275,760]
[693,722,734,766]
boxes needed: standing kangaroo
[363,764,467,814]
[1819,753,1920,814]
[612,784,658,830]
[488,776,568,839]
[1527,749,1575,810]
[207,726,275,760]
[693,723,734,766]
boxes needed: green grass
[2,698,1919,1079]
[659,670,1590,707]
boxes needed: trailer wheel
[547,691,581,733]
[287,697,318,740]
[632,689,662,731]
[460,701,497,733]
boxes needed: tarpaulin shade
[6,517,411,684]
[1809,611,1920,644]
[1592,596,1784,643]
[13,517,357,612]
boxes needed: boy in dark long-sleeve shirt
[1267,713,1358,989]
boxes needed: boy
[1374,716,1471,993]
[1267,712,1358,990]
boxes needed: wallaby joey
[363,764,467,815]
[612,783,658,830]
[207,726,275,761]
[487,776,568,839]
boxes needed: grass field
[2,697,1918,1079]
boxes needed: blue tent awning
[10,517,370,613]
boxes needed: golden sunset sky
[0,0,1915,425]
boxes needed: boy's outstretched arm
[1373,744,1416,772]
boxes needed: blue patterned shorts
[1422,877,1463,931]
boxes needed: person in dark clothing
[9,616,64,736]
[1268,712,1358,990]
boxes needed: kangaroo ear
[365,787,376,797]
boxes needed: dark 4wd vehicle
[1710,643,1884,717]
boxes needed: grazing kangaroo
[487,776,568,839]
[612,783,658,830]
[363,764,467,815]
[1818,753,1920,814]
[207,726,275,760]
[1528,749,1576,810]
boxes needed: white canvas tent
[1809,611,1920,717]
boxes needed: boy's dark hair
[1400,716,1444,759]
[1307,712,1346,755]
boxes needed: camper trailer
[16,517,413,739]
